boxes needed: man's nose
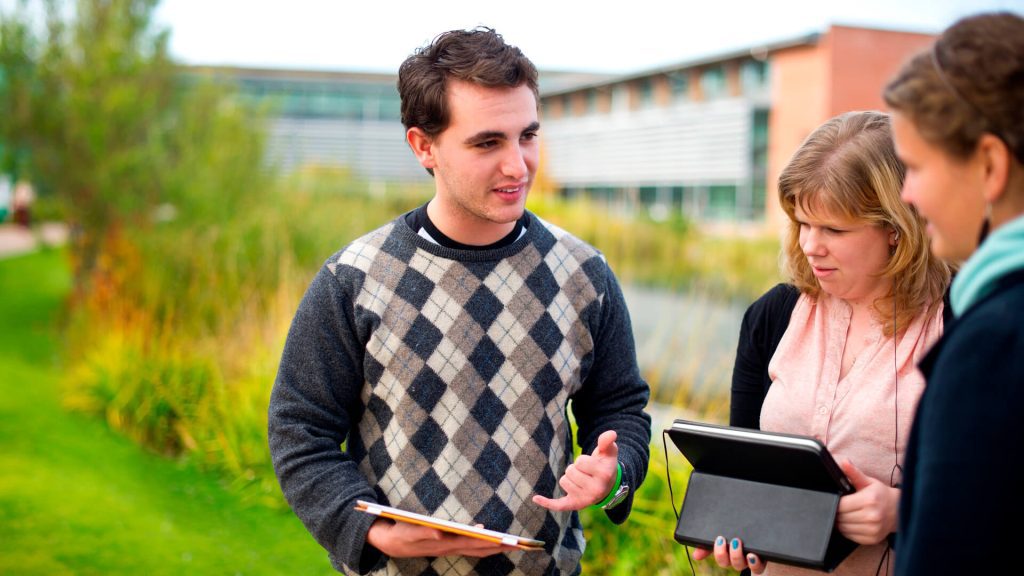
[501,144,528,180]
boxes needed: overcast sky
[154,0,1024,74]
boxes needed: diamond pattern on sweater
[394,266,435,310]
[403,314,444,360]
[487,308,524,356]
[523,263,560,308]
[447,308,487,358]
[412,468,450,512]
[377,452,411,503]
[467,336,504,383]
[425,339,467,386]
[366,437,391,480]
[466,285,504,330]
[483,259,526,303]
[475,552,516,576]
[341,217,608,575]
[419,284,462,335]
[541,239,579,287]
[475,439,512,488]
[469,388,507,435]
[335,232,382,273]
[407,249,450,283]
[526,364,563,408]
[409,416,447,464]
[528,312,562,358]
[408,367,447,413]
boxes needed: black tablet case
[667,419,859,572]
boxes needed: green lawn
[0,249,335,575]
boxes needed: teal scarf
[950,213,1024,316]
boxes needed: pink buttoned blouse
[759,293,944,576]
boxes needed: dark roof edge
[540,31,822,97]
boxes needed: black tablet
[667,419,853,494]
[666,419,857,571]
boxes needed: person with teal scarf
[884,11,1024,575]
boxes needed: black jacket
[895,269,1024,575]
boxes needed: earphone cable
[663,430,696,575]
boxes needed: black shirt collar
[404,203,528,251]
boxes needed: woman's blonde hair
[779,111,951,335]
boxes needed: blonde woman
[696,111,951,575]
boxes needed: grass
[0,248,335,576]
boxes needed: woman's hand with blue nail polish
[747,551,766,575]
[690,535,766,574]
[689,536,720,562]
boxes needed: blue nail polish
[748,554,757,565]
[731,538,740,550]
[715,536,724,546]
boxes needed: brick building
[539,25,936,225]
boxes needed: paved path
[0,223,68,258]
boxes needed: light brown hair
[779,111,951,335]
[883,12,1024,165]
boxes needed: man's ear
[407,127,436,171]
[977,133,1011,204]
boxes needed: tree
[0,0,266,296]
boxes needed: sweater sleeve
[570,259,652,524]
[730,284,799,430]
[267,264,384,574]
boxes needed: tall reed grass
[63,172,434,506]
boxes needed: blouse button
[817,405,828,415]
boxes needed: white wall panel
[542,99,753,187]
[266,118,429,182]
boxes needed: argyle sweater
[269,211,651,576]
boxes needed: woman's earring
[978,204,992,245]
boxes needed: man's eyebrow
[464,130,506,145]
[463,122,541,145]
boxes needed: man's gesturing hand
[532,430,619,512]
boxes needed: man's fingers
[593,430,618,458]
[558,470,585,495]
[532,494,576,512]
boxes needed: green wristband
[594,463,623,508]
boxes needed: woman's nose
[801,228,826,256]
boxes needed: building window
[740,59,769,94]
[748,108,770,220]
[708,184,738,219]
[701,66,727,99]
[668,71,690,101]
[586,89,598,114]
[637,77,654,107]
